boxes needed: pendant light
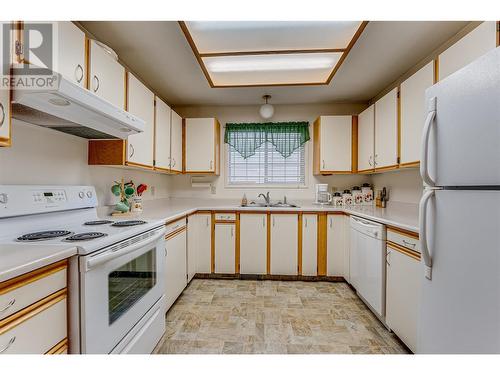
[259,94,274,119]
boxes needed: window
[227,141,306,186]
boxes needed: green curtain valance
[224,122,310,159]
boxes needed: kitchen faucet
[258,192,271,206]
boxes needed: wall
[172,103,371,201]
[0,120,172,206]
[371,168,423,204]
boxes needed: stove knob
[86,191,93,198]
[78,191,85,199]
[0,193,8,204]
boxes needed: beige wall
[0,120,172,206]
[172,103,373,201]
[371,168,423,204]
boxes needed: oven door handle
[85,229,166,271]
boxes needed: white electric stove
[0,185,167,354]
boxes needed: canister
[332,192,343,207]
[342,189,353,206]
[352,186,363,205]
[361,183,373,206]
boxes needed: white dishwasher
[350,216,386,319]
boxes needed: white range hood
[12,72,145,139]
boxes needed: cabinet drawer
[0,291,67,354]
[165,217,187,236]
[0,261,67,320]
[387,228,420,253]
[214,213,235,221]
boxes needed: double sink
[241,193,299,208]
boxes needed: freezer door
[422,47,500,187]
[418,190,500,353]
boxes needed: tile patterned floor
[154,279,409,354]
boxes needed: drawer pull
[75,64,84,83]
[0,337,15,354]
[92,75,100,92]
[0,299,15,313]
[402,239,416,248]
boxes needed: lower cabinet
[327,214,346,277]
[214,224,236,274]
[165,228,187,311]
[270,214,298,275]
[187,213,211,274]
[386,243,421,353]
[240,214,267,275]
[301,214,318,276]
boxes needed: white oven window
[108,248,157,324]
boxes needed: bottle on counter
[342,189,353,206]
[241,193,248,207]
[361,183,373,206]
[352,186,363,206]
[332,192,343,207]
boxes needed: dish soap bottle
[241,193,248,207]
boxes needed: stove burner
[17,230,73,242]
[112,220,147,227]
[84,220,114,226]
[64,232,107,241]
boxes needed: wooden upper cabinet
[438,21,498,81]
[126,74,155,168]
[400,61,434,167]
[0,22,12,147]
[88,39,125,109]
[374,87,398,170]
[184,118,220,174]
[357,104,375,172]
[170,110,183,173]
[54,22,86,87]
[313,115,356,175]
[154,97,172,171]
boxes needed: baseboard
[194,273,345,283]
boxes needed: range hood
[12,72,145,139]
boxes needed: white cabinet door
[240,214,267,275]
[374,88,398,169]
[127,74,154,167]
[270,214,298,275]
[438,21,497,81]
[165,230,187,311]
[88,40,125,108]
[319,116,352,172]
[0,22,12,146]
[301,214,317,276]
[400,61,434,165]
[55,22,86,87]
[386,245,420,352]
[185,118,215,172]
[327,214,345,277]
[215,224,235,274]
[343,215,351,283]
[154,97,171,170]
[188,214,211,274]
[357,104,374,171]
[170,110,183,173]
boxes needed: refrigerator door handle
[420,97,437,187]
[419,189,435,280]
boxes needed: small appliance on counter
[314,184,332,205]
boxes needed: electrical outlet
[150,186,155,196]
[210,184,216,194]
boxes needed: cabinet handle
[272,216,275,227]
[206,217,209,227]
[0,103,5,127]
[0,299,15,314]
[129,143,135,158]
[0,337,15,354]
[402,239,416,248]
[305,217,308,228]
[368,155,373,167]
[374,154,379,166]
[262,216,265,227]
[92,75,100,92]
[322,160,325,169]
[386,249,392,266]
[230,227,234,237]
[172,158,176,167]
[329,217,333,228]
[167,156,171,168]
[164,248,167,257]
[75,64,84,83]
[210,160,213,170]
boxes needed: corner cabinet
[400,61,434,167]
[374,87,399,171]
[357,104,375,172]
[170,110,183,173]
[187,213,212,275]
[164,221,187,312]
[313,115,357,175]
[326,214,347,277]
[154,97,172,172]
[184,118,220,174]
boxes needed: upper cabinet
[374,87,398,171]
[0,22,13,147]
[438,22,498,81]
[126,73,154,168]
[55,22,86,87]
[313,115,356,175]
[88,39,125,108]
[170,110,183,173]
[357,104,375,172]
[184,118,220,174]
[154,97,172,171]
[400,61,435,167]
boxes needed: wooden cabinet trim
[164,227,187,241]
[266,213,271,275]
[210,212,215,273]
[387,226,419,240]
[297,213,303,276]
[235,213,240,274]
[351,115,358,173]
[317,213,327,276]
[46,338,68,355]
[387,242,421,261]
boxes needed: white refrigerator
[418,47,500,353]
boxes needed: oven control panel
[32,189,67,204]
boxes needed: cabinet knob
[92,75,100,92]
[129,144,135,158]
[75,64,84,83]
[0,103,5,127]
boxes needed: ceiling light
[259,95,274,119]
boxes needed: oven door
[79,226,166,354]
